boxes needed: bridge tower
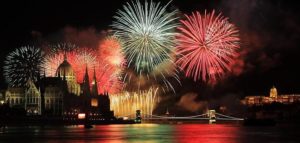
[135,110,142,123]
[208,110,216,124]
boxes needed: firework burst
[112,0,178,74]
[176,10,240,82]
[98,36,126,67]
[97,37,125,93]
[43,43,78,77]
[50,43,77,53]
[4,46,45,87]
[95,61,124,94]
[72,47,98,83]
[43,50,76,77]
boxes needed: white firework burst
[3,46,45,87]
[112,0,179,74]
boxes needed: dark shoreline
[0,117,136,127]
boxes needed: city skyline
[0,1,300,142]
[1,0,300,97]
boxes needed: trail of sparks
[109,87,159,118]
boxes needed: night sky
[1,0,300,98]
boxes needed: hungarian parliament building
[241,86,300,106]
[0,56,113,119]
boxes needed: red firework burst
[176,10,240,82]
[72,47,98,83]
[97,37,125,93]
[44,48,97,83]
[98,37,126,67]
[44,51,77,77]
[95,61,124,94]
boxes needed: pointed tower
[63,51,67,61]
[82,65,91,96]
[58,68,61,78]
[91,67,98,96]
[37,70,40,81]
[43,68,46,78]
[63,68,66,81]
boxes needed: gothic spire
[63,68,66,81]
[64,51,67,61]
[82,64,90,96]
[91,67,98,96]
[43,68,46,78]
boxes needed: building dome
[56,59,75,77]
[270,86,278,98]
[55,58,81,96]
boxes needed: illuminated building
[56,55,81,96]
[5,79,41,115]
[3,57,113,118]
[91,98,98,107]
[269,86,278,98]
[41,77,66,115]
[241,86,300,106]
[25,79,42,115]
[0,90,4,105]
[78,113,86,119]
[91,68,98,96]
[81,66,91,96]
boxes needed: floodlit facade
[241,86,300,106]
[4,57,112,118]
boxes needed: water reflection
[0,124,299,143]
[174,124,238,143]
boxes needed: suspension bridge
[119,110,244,124]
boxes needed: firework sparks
[43,50,76,77]
[95,62,124,94]
[43,43,78,77]
[4,46,45,87]
[112,0,178,74]
[109,87,159,118]
[98,36,126,67]
[44,44,97,83]
[43,42,124,94]
[50,43,77,53]
[176,10,240,82]
[97,37,126,94]
[73,47,98,83]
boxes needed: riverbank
[0,116,136,126]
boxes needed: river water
[0,124,299,143]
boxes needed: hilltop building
[241,86,300,106]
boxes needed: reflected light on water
[175,124,239,143]
[1,124,298,143]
